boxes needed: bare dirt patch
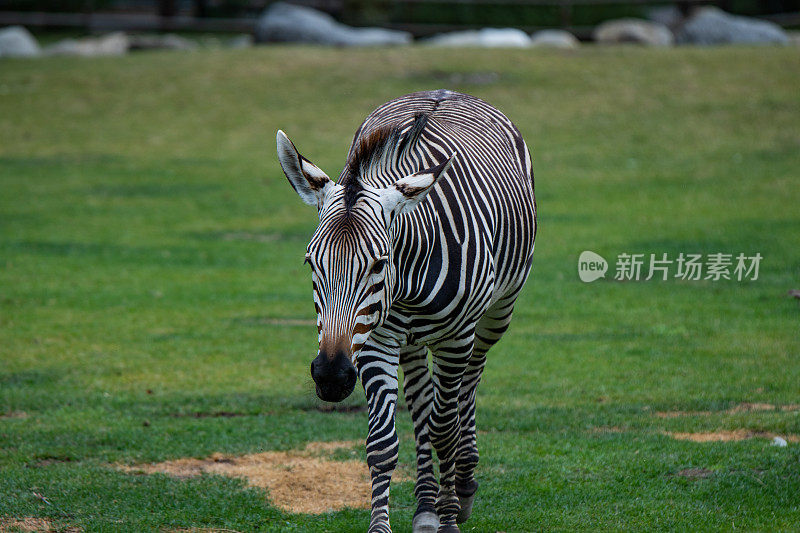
[669,467,714,479]
[169,411,247,419]
[300,440,357,454]
[665,430,800,443]
[655,410,712,418]
[119,441,408,514]
[0,411,28,420]
[29,455,75,468]
[589,426,626,433]
[727,402,776,413]
[0,517,80,532]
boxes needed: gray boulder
[594,18,674,46]
[676,7,788,45]
[530,29,579,49]
[46,32,129,56]
[255,2,411,47]
[0,26,41,58]
[426,28,532,48]
[128,33,198,51]
[646,5,684,30]
[227,34,253,49]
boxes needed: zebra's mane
[340,113,429,212]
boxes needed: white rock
[46,32,129,57]
[426,28,532,48]
[128,33,198,51]
[227,34,253,49]
[0,26,41,58]
[772,436,788,447]
[255,2,411,47]
[530,29,579,49]
[594,18,674,46]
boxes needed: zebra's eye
[304,254,312,267]
[370,257,388,275]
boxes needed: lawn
[1,45,799,532]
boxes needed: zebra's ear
[276,130,335,210]
[380,154,456,225]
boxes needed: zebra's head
[276,129,453,402]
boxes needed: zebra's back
[352,90,533,191]
[350,90,536,308]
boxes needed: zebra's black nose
[311,351,357,402]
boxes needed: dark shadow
[0,368,64,388]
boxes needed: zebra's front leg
[430,335,474,533]
[359,338,401,533]
[400,345,439,533]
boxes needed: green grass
[1,45,799,532]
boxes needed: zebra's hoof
[455,480,478,524]
[455,493,474,524]
[437,526,461,533]
[412,510,439,533]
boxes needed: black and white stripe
[278,89,536,533]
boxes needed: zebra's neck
[389,198,440,308]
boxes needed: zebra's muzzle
[310,351,357,402]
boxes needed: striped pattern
[301,90,536,532]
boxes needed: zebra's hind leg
[455,297,518,524]
[429,333,476,532]
[400,344,439,533]
[453,350,486,524]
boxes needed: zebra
[276,89,536,533]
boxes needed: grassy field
[1,45,799,532]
